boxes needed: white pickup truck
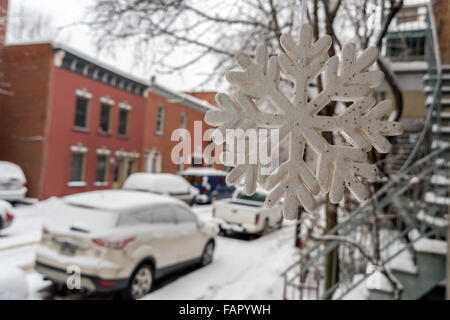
[212,188,283,236]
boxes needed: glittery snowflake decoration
[205,24,404,220]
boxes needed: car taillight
[5,212,14,223]
[202,187,208,194]
[22,182,27,188]
[255,213,260,225]
[92,237,135,249]
[98,280,117,287]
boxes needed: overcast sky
[6,0,424,92]
[6,0,215,91]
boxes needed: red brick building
[0,42,148,199]
[0,43,218,199]
[0,0,220,199]
[143,83,220,174]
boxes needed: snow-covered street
[0,202,299,300]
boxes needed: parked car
[0,199,14,231]
[212,188,283,236]
[180,167,235,204]
[122,173,198,205]
[0,161,27,201]
[35,190,217,299]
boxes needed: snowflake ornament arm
[205,24,404,220]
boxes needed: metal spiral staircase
[282,2,449,300]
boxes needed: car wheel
[126,264,153,300]
[276,216,283,229]
[200,241,214,266]
[260,219,270,236]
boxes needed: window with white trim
[118,109,129,136]
[99,100,113,134]
[74,96,90,128]
[95,154,108,183]
[146,152,162,173]
[156,105,166,134]
[118,102,132,136]
[70,153,85,182]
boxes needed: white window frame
[146,151,162,173]
[74,89,93,129]
[99,96,115,134]
[68,144,88,187]
[94,147,111,186]
[118,102,132,136]
[156,105,166,135]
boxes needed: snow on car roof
[63,190,182,212]
[0,161,25,179]
[122,173,191,193]
[179,167,228,176]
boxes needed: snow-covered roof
[63,189,181,212]
[148,82,215,113]
[5,40,216,111]
[179,167,228,177]
[6,40,148,85]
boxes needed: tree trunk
[323,192,339,299]
[322,130,339,300]
[377,56,403,121]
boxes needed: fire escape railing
[282,1,447,300]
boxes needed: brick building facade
[143,83,220,175]
[0,42,218,199]
[0,42,149,199]
[0,0,223,200]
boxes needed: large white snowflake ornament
[205,24,404,220]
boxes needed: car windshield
[236,192,266,202]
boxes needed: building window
[113,159,122,183]
[156,105,166,135]
[74,96,90,128]
[146,152,162,173]
[386,32,425,61]
[95,154,108,183]
[180,112,187,129]
[99,103,112,133]
[118,109,129,136]
[70,152,85,183]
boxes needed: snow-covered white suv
[35,190,217,299]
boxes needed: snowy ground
[0,201,299,300]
